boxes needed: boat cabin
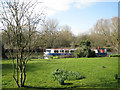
[44,48,76,59]
[91,48,107,56]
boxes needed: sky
[43,1,118,35]
[0,0,119,35]
[49,2,118,35]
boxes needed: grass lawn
[2,57,119,89]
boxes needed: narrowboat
[44,48,76,59]
[92,47,107,57]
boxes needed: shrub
[74,40,97,58]
[49,56,53,59]
[53,56,56,59]
[55,56,60,59]
[73,49,81,58]
[109,54,120,57]
[52,69,85,85]
[49,56,59,59]
[74,48,96,58]
[60,55,74,58]
[67,71,85,80]
[89,51,97,57]
[59,78,64,85]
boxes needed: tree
[90,28,106,48]
[90,17,118,52]
[75,34,91,46]
[39,22,74,48]
[74,40,96,58]
[59,25,74,47]
[0,0,45,88]
[40,18,59,48]
[79,40,91,57]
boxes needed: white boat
[44,48,76,59]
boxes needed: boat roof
[46,48,76,50]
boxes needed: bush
[109,54,120,57]
[74,48,96,58]
[89,51,97,57]
[67,71,85,80]
[73,49,82,58]
[74,40,97,58]
[60,55,74,58]
[59,78,64,85]
[49,56,60,59]
[55,56,60,59]
[53,56,56,59]
[49,56,53,59]
[52,69,85,85]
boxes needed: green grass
[2,57,119,89]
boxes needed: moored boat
[44,48,76,59]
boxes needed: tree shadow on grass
[63,83,73,85]
[23,83,73,89]
[23,86,48,89]
[23,86,70,89]
[2,64,12,70]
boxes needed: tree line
[2,16,118,53]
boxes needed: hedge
[109,54,120,57]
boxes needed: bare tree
[0,0,45,88]
[90,17,118,52]
[40,18,59,48]
[110,17,118,51]
[59,25,74,47]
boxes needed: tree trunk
[12,58,20,88]
[22,68,26,87]
[16,53,20,88]
[20,72,23,87]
